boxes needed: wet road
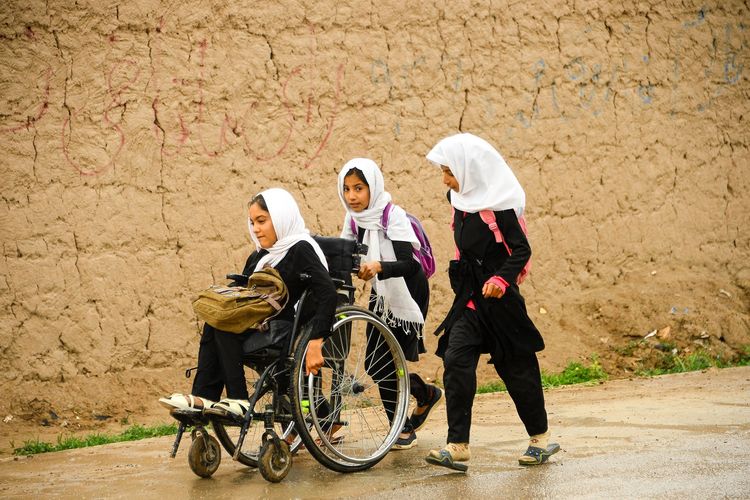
[1,367,748,499]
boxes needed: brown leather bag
[192,267,288,333]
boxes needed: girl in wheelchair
[160,188,337,418]
[338,158,443,450]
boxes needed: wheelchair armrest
[226,273,249,286]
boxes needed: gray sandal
[519,443,560,465]
[425,449,469,472]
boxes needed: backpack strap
[479,210,512,255]
[381,202,394,228]
[349,202,394,235]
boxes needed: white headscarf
[248,187,328,272]
[338,158,424,334]
[426,133,526,216]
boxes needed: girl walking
[338,158,443,449]
[424,133,559,471]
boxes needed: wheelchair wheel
[258,435,292,483]
[188,429,221,478]
[212,365,302,467]
[289,305,410,473]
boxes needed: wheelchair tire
[212,366,302,467]
[258,437,292,483]
[289,305,410,473]
[188,430,221,478]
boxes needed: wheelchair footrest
[170,409,210,427]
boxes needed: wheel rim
[188,433,221,477]
[259,440,291,482]
[301,309,410,465]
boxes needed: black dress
[436,207,544,361]
[438,205,549,442]
[357,227,430,362]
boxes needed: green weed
[476,357,607,394]
[13,423,178,456]
[636,347,750,376]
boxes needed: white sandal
[207,398,250,418]
[158,393,215,412]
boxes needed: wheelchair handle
[226,273,249,285]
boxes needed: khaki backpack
[192,267,289,334]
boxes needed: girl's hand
[305,338,325,375]
[357,261,382,281]
[482,281,505,299]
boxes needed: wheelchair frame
[168,236,411,482]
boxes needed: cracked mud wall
[0,1,748,424]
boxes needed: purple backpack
[349,202,436,279]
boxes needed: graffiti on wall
[1,20,344,175]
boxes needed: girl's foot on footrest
[205,398,250,418]
[158,393,215,412]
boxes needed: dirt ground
[0,367,748,499]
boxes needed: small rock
[700,331,710,339]
[539,307,548,314]
[718,289,731,298]
[644,329,657,339]
[650,270,657,276]
[3,415,13,423]
[657,326,671,339]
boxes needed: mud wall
[0,1,748,423]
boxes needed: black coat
[436,206,544,360]
[243,240,337,339]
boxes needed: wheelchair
[168,236,411,482]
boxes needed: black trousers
[192,324,251,401]
[443,309,548,443]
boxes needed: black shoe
[410,385,444,432]
[392,430,417,450]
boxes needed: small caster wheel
[259,438,292,483]
[188,431,221,478]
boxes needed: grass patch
[636,347,750,376]
[542,357,608,388]
[13,423,178,456]
[477,357,607,394]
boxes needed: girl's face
[248,203,278,248]
[441,166,459,191]
[342,173,370,212]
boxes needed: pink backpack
[452,209,532,284]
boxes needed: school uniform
[426,132,550,448]
[192,240,337,401]
[338,158,436,435]
[438,207,547,442]
[191,188,337,403]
